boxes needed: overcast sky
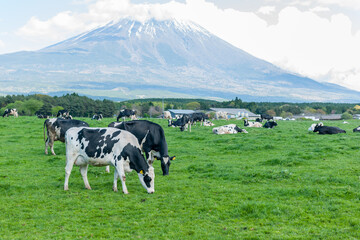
[1,0,360,91]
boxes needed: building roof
[210,108,259,117]
[168,109,195,115]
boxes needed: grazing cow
[163,111,172,119]
[108,120,175,175]
[263,121,277,128]
[57,109,70,118]
[168,114,192,132]
[353,126,360,132]
[308,122,323,131]
[64,127,155,194]
[38,114,50,119]
[43,118,89,155]
[117,109,136,121]
[191,112,208,126]
[215,111,228,120]
[92,114,103,121]
[3,108,18,118]
[212,124,248,135]
[203,120,215,126]
[313,124,346,134]
[261,114,273,121]
[244,119,262,128]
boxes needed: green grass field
[1,117,360,239]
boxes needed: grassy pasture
[1,116,360,239]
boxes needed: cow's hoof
[113,187,118,192]
[64,186,69,191]
[123,190,129,194]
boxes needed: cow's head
[156,155,175,175]
[313,123,323,132]
[138,166,155,194]
[235,125,248,133]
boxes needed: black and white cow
[308,122,323,131]
[108,120,175,175]
[353,126,360,132]
[244,119,262,127]
[263,121,277,128]
[313,124,346,134]
[3,108,18,117]
[92,114,103,121]
[43,118,89,155]
[261,114,273,121]
[191,112,208,126]
[168,114,192,132]
[64,127,155,194]
[117,109,136,121]
[212,124,248,134]
[57,109,70,118]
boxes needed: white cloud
[258,6,276,15]
[15,0,360,91]
[317,0,360,9]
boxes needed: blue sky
[1,0,360,90]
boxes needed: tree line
[1,93,359,118]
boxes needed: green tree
[52,106,64,116]
[341,112,352,120]
[186,102,201,110]
[22,99,44,115]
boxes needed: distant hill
[0,18,360,102]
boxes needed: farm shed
[168,109,195,119]
[210,108,260,120]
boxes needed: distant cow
[261,114,273,121]
[212,124,248,135]
[244,119,262,128]
[353,126,360,132]
[163,111,172,119]
[263,121,277,129]
[57,110,70,118]
[203,120,215,126]
[168,114,192,132]
[313,124,346,134]
[108,120,175,175]
[64,127,155,194]
[3,108,18,118]
[191,112,208,126]
[92,114,103,121]
[308,122,323,131]
[117,109,136,121]
[37,114,50,119]
[215,111,228,120]
[43,118,89,155]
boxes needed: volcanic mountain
[0,18,359,102]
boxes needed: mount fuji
[0,18,359,102]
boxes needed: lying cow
[108,120,175,175]
[212,124,248,135]
[117,109,136,121]
[308,122,323,131]
[353,126,360,132]
[64,127,155,194]
[92,114,103,121]
[244,119,262,127]
[43,118,89,155]
[168,114,192,132]
[3,108,18,117]
[313,124,346,134]
[263,121,277,129]
[203,120,215,126]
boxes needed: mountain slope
[0,18,359,102]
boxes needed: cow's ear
[170,156,176,161]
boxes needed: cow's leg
[64,158,75,191]
[113,159,128,194]
[44,137,49,155]
[105,165,110,173]
[79,165,91,190]
[189,122,192,132]
[49,138,56,155]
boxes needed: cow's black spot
[120,143,148,173]
[143,174,151,188]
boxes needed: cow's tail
[43,120,47,142]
